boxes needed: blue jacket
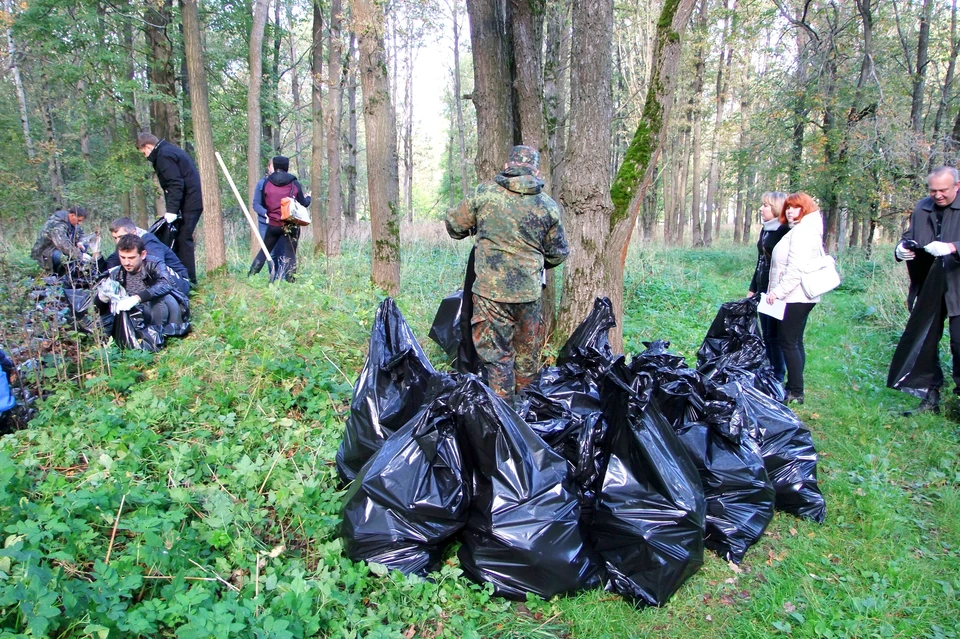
[104,231,189,281]
[252,176,268,227]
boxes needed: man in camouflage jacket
[445,145,569,400]
[31,207,91,274]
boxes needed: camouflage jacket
[446,170,569,303]
[31,210,83,271]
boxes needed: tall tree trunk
[344,34,359,227]
[934,0,960,141]
[4,0,34,160]
[910,0,933,138]
[451,0,470,196]
[677,124,691,245]
[182,0,225,272]
[271,0,282,152]
[145,0,180,142]
[703,0,735,247]
[326,0,344,255]
[356,0,401,294]
[544,0,570,200]
[466,0,514,181]
[403,30,414,222]
[248,0,270,258]
[448,107,456,209]
[40,74,64,207]
[287,0,306,177]
[601,0,698,348]
[689,0,707,246]
[311,0,326,254]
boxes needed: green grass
[0,239,958,638]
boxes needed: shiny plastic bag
[887,259,947,397]
[148,216,179,250]
[557,297,617,370]
[674,416,774,564]
[428,290,463,360]
[451,376,602,599]
[630,340,704,428]
[62,287,96,333]
[593,359,706,607]
[114,308,165,352]
[337,298,438,484]
[341,376,468,575]
[735,383,826,523]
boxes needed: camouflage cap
[506,145,540,170]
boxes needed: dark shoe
[903,389,940,416]
[785,392,804,405]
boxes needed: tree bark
[145,0,180,143]
[910,0,933,138]
[703,0,735,247]
[287,0,306,177]
[689,0,707,246]
[311,0,326,254]
[466,0,514,181]
[181,0,225,272]
[934,0,959,141]
[344,33,359,227]
[356,0,401,294]
[248,0,270,258]
[4,0,34,160]
[451,0,470,197]
[543,0,570,200]
[326,0,344,255]
[403,29,414,221]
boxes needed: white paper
[758,297,786,320]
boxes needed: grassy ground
[0,238,958,638]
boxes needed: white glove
[87,234,101,255]
[895,243,915,261]
[114,296,140,313]
[924,241,955,257]
[164,212,179,224]
[80,253,93,263]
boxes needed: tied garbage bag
[114,308,165,352]
[630,340,705,428]
[887,258,947,397]
[450,376,602,599]
[341,376,468,575]
[337,298,438,484]
[674,414,774,564]
[149,216,179,250]
[557,297,617,370]
[593,359,706,607]
[735,383,826,523]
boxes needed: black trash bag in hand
[450,376,603,599]
[557,297,617,371]
[593,359,706,607]
[148,216,179,250]
[341,375,468,575]
[887,258,947,397]
[337,298,438,484]
[428,290,463,360]
[674,411,774,564]
[734,383,826,523]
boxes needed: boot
[903,389,940,416]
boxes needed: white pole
[215,151,274,276]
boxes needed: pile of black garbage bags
[337,295,825,607]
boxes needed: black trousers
[759,312,786,382]
[249,225,299,282]
[779,302,816,395]
[925,299,960,392]
[175,206,203,284]
[142,294,182,326]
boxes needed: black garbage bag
[734,383,826,523]
[557,297,617,370]
[62,288,97,333]
[429,248,482,373]
[593,359,706,607]
[337,298,438,484]
[674,415,775,564]
[341,376,468,575]
[630,340,705,428]
[450,375,603,599]
[887,258,947,397]
[428,290,463,360]
[148,216,179,250]
[114,308,165,352]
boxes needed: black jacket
[901,195,960,316]
[95,260,189,314]
[749,221,790,294]
[148,139,203,216]
[103,232,189,281]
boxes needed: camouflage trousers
[472,294,544,400]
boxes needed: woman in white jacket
[766,192,824,404]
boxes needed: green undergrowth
[0,240,958,638]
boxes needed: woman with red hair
[766,192,823,404]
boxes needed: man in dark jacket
[31,206,98,274]
[95,234,189,329]
[894,166,960,415]
[137,132,203,284]
[445,145,569,400]
[101,217,191,296]
[248,156,311,283]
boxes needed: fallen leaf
[403,625,416,639]
[783,601,796,613]
[728,561,743,574]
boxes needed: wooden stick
[104,493,126,565]
[214,150,275,277]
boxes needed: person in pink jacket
[766,192,824,405]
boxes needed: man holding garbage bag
[891,166,960,415]
[445,145,568,401]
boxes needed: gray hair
[927,166,960,184]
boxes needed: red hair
[780,192,819,224]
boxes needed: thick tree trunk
[311,0,325,254]
[287,1,306,177]
[248,0,270,258]
[466,0,514,181]
[451,0,470,196]
[544,0,570,200]
[557,0,614,339]
[145,0,180,143]
[181,0,225,272]
[356,0,401,294]
[326,0,344,255]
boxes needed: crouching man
[95,235,189,342]
[101,217,191,296]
